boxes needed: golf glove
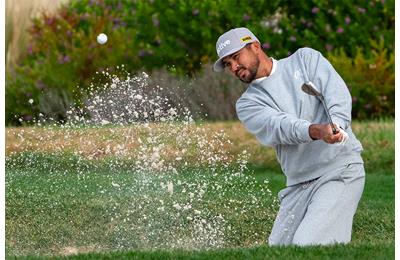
[333,127,349,145]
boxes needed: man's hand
[309,123,345,144]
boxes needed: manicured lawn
[5,120,394,259]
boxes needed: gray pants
[268,163,365,246]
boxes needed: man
[213,27,365,246]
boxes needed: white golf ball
[97,33,108,44]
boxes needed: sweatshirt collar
[251,58,277,84]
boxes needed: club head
[301,82,322,97]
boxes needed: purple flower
[357,7,366,13]
[289,36,296,42]
[27,45,33,55]
[345,16,351,24]
[46,17,55,26]
[306,21,313,28]
[242,14,251,21]
[311,7,319,14]
[336,27,344,33]
[325,44,333,51]
[381,0,385,4]
[138,50,147,57]
[192,9,199,16]
[58,55,70,64]
[63,55,70,63]
[262,42,271,49]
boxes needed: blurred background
[5,0,394,125]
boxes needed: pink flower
[289,36,297,42]
[357,7,366,13]
[325,44,333,51]
[311,7,319,14]
[27,45,33,55]
[262,42,270,49]
[345,16,351,24]
[336,27,344,33]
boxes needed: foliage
[278,0,394,56]
[5,0,394,124]
[328,40,394,119]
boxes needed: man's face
[222,44,260,83]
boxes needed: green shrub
[6,0,394,124]
[328,40,394,119]
[278,0,394,56]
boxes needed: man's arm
[236,97,312,146]
[236,97,344,147]
[301,48,352,130]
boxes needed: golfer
[213,27,365,246]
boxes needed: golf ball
[97,33,108,44]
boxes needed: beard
[235,57,260,83]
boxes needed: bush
[6,0,394,124]
[278,0,394,56]
[328,40,394,119]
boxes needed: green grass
[9,243,394,260]
[5,120,394,259]
[5,154,394,259]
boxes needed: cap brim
[213,45,246,72]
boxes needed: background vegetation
[5,0,395,125]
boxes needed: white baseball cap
[213,27,260,72]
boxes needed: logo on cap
[241,36,252,42]
[217,40,231,55]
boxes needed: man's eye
[233,54,239,60]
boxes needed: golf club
[301,81,338,134]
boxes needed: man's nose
[230,61,240,73]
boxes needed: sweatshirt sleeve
[236,97,312,147]
[301,48,352,130]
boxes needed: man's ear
[250,42,261,53]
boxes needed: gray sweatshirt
[236,47,363,186]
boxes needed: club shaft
[318,96,337,134]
